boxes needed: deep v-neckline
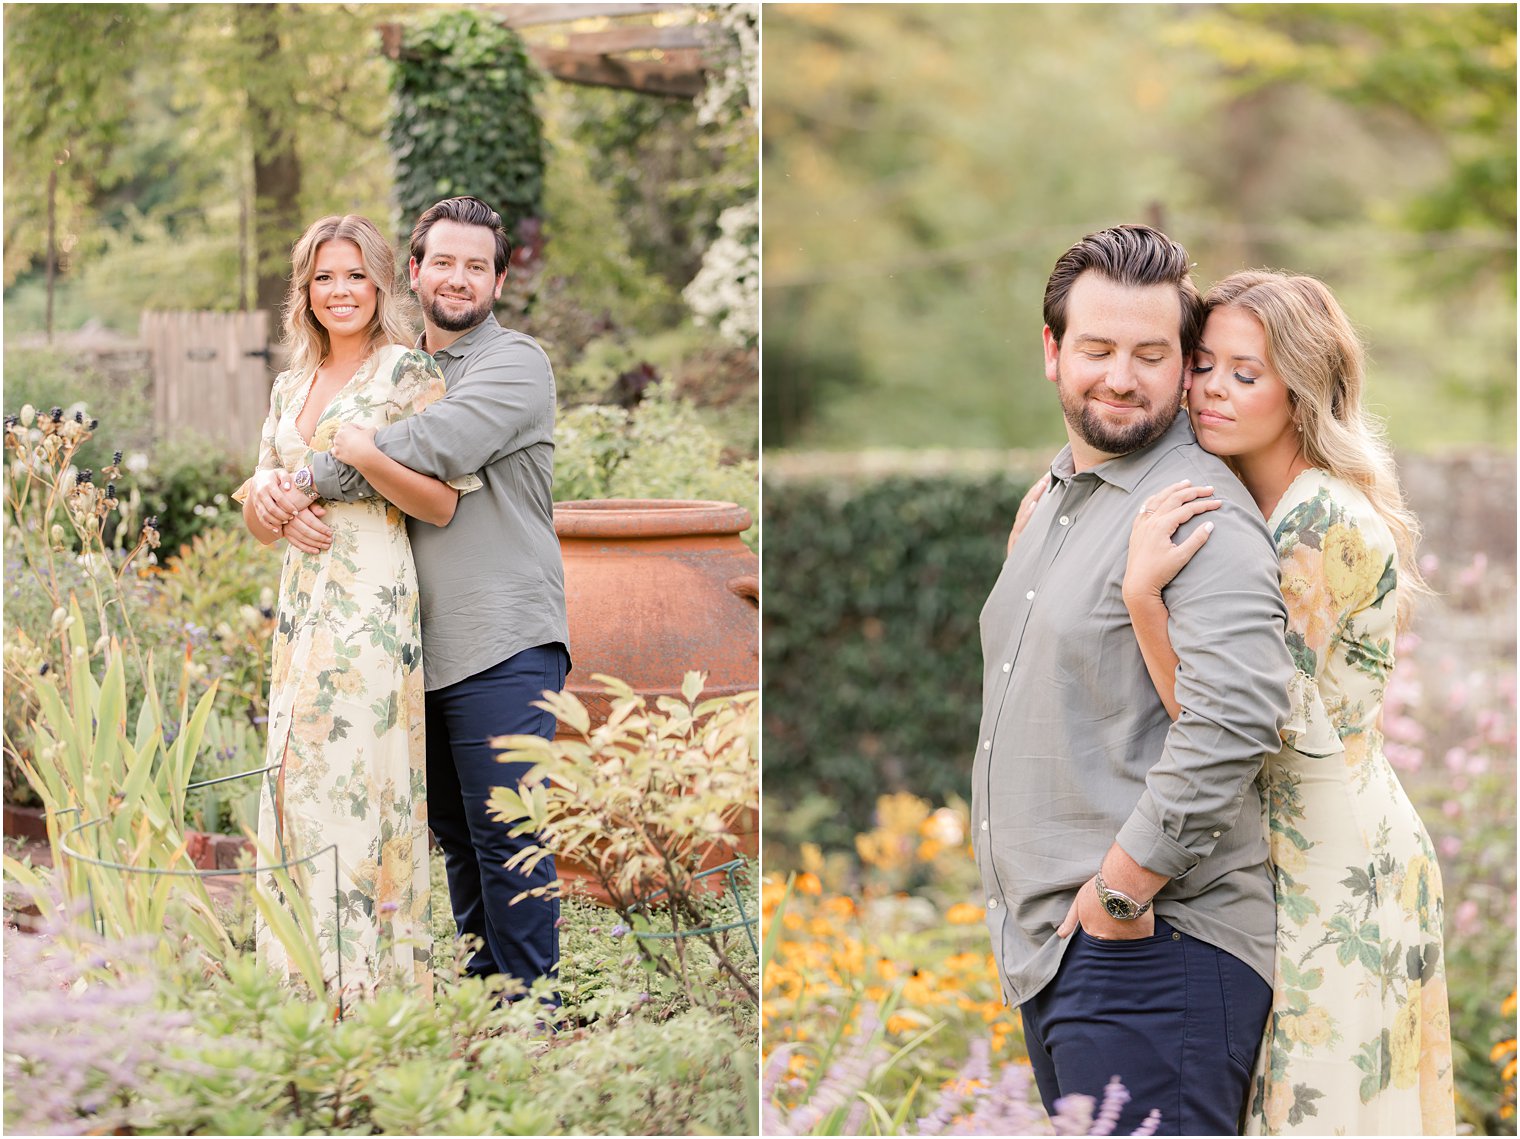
[291,353,376,447]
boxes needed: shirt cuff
[309,452,341,499]
[1115,806,1200,880]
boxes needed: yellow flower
[945,902,986,925]
[877,791,932,834]
[1391,996,1422,1089]
[794,872,822,896]
[1322,521,1382,611]
[1270,831,1308,877]
[1296,1005,1333,1048]
[1400,855,1431,921]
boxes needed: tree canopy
[762,4,1515,453]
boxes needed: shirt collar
[424,312,502,359]
[1048,411,1196,493]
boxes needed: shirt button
[987,898,998,909]
[980,820,988,831]
[1059,515,1070,526]
[1212,830,1222,838]
[1001,662,1011,673]
[1025,590,1035,600]
[982,740,991,751]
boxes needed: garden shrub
[762,472,1031,846]
[555,382,759,549]
[494,673,760,1020]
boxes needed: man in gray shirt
[974,225,1293,1133]
[250,197,570,999]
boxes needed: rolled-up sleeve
[311,332,555,499]
[1115,499,1294,878]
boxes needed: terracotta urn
[554,498,758,720]
[550,499,759,902]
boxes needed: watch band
[1094,869,1152,921]
[293,466,320,500]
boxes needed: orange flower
[794,872,822,896]
[1279,541,1334,664]
[945,902,986,925]
[821,895,855,919]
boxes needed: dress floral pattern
[1246,468,1455,1135]
[237,344,474,1000]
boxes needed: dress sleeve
[1274,488,1396,756]
[387,350,482,495]
[231,371,288,505]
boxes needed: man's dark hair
[410,196,512,278]
[1042,224,1204,354]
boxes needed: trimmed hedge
[762,472,1033,846]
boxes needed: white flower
[683,199,758,347]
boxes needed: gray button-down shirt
[310,314,569,691]
[972,411,1293,1007]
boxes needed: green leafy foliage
[761,6,1515,451]
[2,400,280,825]
[389,9,544,242]
[554,383,759,549]
[763,472,1031,846]
[490,673,759,1018]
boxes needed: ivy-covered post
[387,9,546,276]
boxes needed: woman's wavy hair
[283,215,416,377]
[1203,270,1429,626]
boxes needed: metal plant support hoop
[628,858,759,956]
[51,763,352,1018]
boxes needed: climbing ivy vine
[388,9,545,241]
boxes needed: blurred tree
[4,3,395,321]
[1177,3,1516,291]
[2,3,156,322]
[761,4,1514,452]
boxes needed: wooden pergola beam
[483,3,683,28]
[530,46,705,97]
[377,8,712,98]
[560,25,706,54]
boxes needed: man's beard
[1057,365,1183,457]
[423,290,494,332]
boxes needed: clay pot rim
[554,498,753,539]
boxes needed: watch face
[1102,894,1134,920]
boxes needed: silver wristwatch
[1094,869,1152,921]
[292,466,320,500]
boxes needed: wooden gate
[141,310,277,455]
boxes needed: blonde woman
[235,214,477,999]
[1113,271,1454,1133]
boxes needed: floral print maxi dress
[240,343,470,1000]
[1246,468,1455,1135]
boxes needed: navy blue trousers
[425,643,568,997]
[1020,917,1271,1136]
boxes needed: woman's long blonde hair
[1204,270,1429,626]
[283,215,416,378]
